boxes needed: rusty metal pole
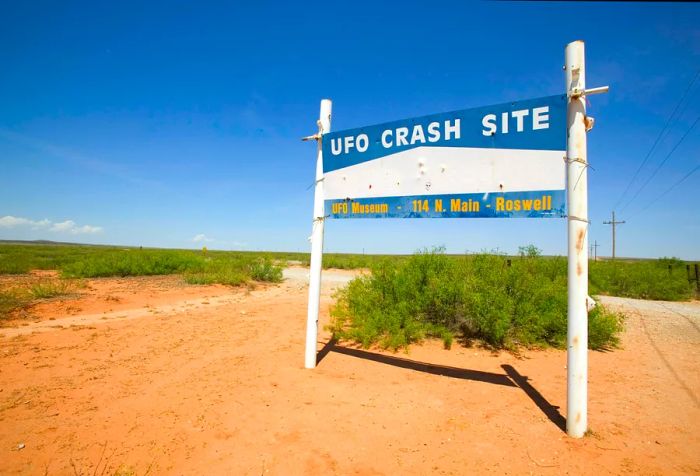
[565,40,589,438]
[305,99,332,369]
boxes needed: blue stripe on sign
[325,190,566,219]
[323,95,566,173]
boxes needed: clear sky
[1,1,698,259]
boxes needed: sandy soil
[0,268,698,475]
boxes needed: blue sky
[1,1,698,259]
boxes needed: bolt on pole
[565,40,589,438]
[305,99,332,369]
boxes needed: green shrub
[183,269,248,286]
[0,244,693,301]
[0,289,27,320]
[0,244,291,287]
[590,259,693,301]
[0,278,84,321]
[588,305,625,350]
[330,248,623,352]
[182,255,282,286]
[248,258,283,282]
[0,257,32,274]
[60,250,205,278]
[29,280,74,299]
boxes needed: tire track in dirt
[656,302,700,333]
[626,300,699,407]
[0,294,241,339]
[1,268,356,340]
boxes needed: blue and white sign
[322,95,567,219]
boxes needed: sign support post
[565,40,589,438]
[305,99,332,369]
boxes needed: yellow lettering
[351,202,388,214]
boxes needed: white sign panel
[322,95,567,218]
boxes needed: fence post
[565,40,589,438]
[305,99,332,369]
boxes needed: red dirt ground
[0,269,698,475]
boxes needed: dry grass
[0,278,82,321]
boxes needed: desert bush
[0,244,107,274]
[183,271,248,286]
[330,247,622,351]
[0,289,27,320]
[1,244,693,300]
[0,256,32,274]
[330,251,458,350]
[0,244,288,286]
[589,258,693,301]
[322,253,401,270]
[248,258,283,282]
[60,250,205,278]
[0,278,83,321]
[28,280,75,299]
[588,305,625,350]
[183,255,282,285]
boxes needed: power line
[613,70,700,210]
[629,163,700,219]
[620,115,699,213]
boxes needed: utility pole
[593,240,599,262]
[603,211,625,260]
[589,241,600,262]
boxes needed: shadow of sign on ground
[317,339,567,432]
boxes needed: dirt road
[0,269,698,475]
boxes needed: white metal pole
[305,99,332,369]
[565,40,589,438]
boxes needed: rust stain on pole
[576,228,586,252]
